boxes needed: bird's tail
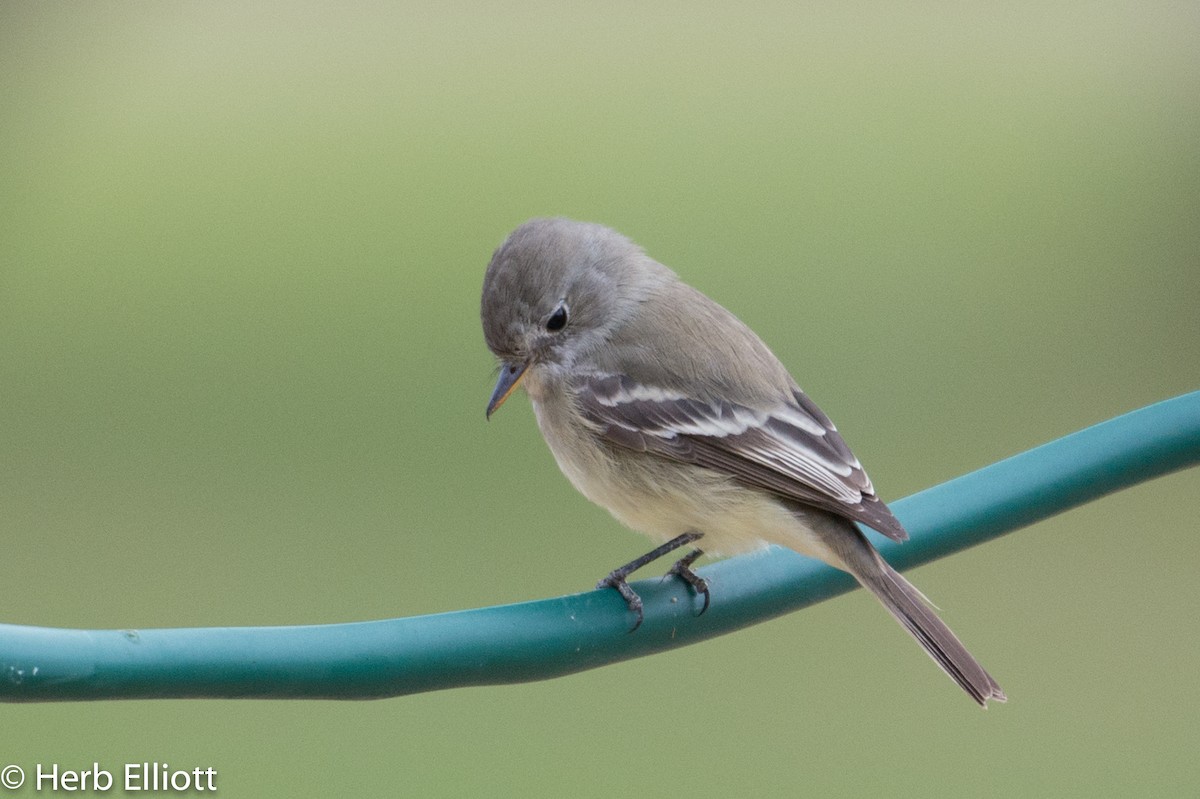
[820,517,1006,707]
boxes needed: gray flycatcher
[480,217,1005,707]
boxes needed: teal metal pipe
[2,391,1197,702]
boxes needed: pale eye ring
[545,303,568,332]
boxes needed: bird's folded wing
[575,372,908,542]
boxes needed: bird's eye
[545,304,568,332]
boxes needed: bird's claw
[666,548,710,616]
[596,571,645,632]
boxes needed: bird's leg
[666,547,710,616]
[596,532,704,632]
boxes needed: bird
[480,217,1005,707]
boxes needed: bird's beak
[486,360,529,419]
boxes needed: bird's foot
[665,548,710,616]
[595,532,704,632]
[595,570,646,632]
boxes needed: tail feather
[811,513,1006,707]
[866,560,1006,707]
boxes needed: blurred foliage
[1,2,1198,797]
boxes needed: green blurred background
[2,2,1198,796]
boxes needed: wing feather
[576,372,907,542]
